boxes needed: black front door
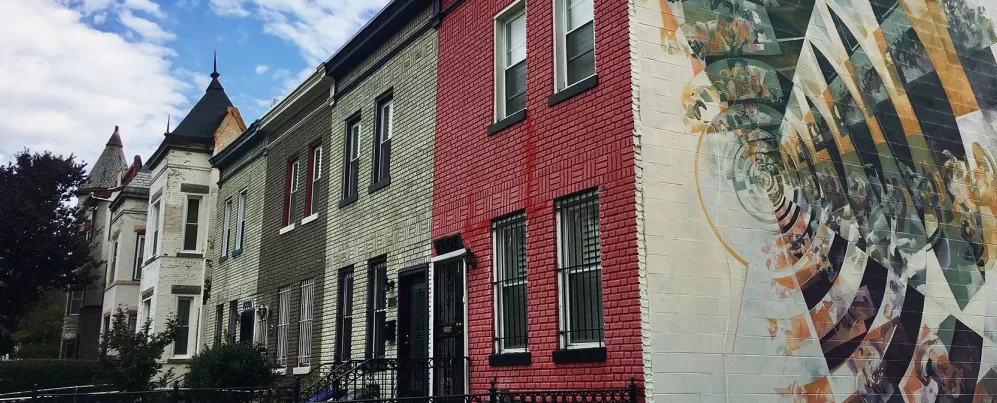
[397,268,429,397]
[433,259,465,395]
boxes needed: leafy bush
[97,308,178,391]
[0,359,101,393]
[185,342,274,388]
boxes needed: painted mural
[662,0,997,400]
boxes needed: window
[141,298,152,329]
[335,267,355,363]
[150,200,161,256]
[372,96,393,186]
[108,240,119,284]
[240,309,255,345]
[495,2,527,119]
[298,279,314,367]
[493,213,528,352]
[276,285,291,367]
[221,199,232,258]
[236,191,247,250]
[255,308,268,346]
[556,189,603,347]
[62,339,77,359]
[228,300,238,344]
[342,119,361,202]
[174,297,193,356]
[284,158,300,226]
[555,0,595,89]
[306,145,322,216]
[133,234,145,279]
[127,313,137,333]
[68,291,84,315]
[366,258,387,359]
[103,315,111,338]
[182,196,201,251]
[214,304,224,346]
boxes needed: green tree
[11,291,65,358]
[0,150,97,355]
[185,342,274,388]
[97,308,179,391]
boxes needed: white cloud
[255,64,268,74]
[92,11,107,24]
[209,0,249,17]
[0,0,196,174]
[122,0,165,18]
[271,68,289,80]
[175,0,200,10]
[119,9,176,41]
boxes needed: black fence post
[488,378,498,403]
[172,380,180,403]
[294,377,302,403]
[628,377,638,403]
[30,383,38,402]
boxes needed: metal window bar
[276,285,291,367]
[556,190,604,347]
[298,279,314,367]
[492,213,528,352]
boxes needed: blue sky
[0,0,388,170]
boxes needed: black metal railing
[299,357,469,402]
[12,384,298,403]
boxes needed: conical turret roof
[83,126,128,190]
[169,53,233,141]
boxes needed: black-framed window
[133,233,145,279]
[493,213,528,352]
[336,267,355,363]
[214,304,224,346]
[555,189,603,347]
[62,339,78,359]
[341,117,361,203]
[366,257,387,359]
[228,300,238,344]
[371,95,393,187]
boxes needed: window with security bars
[495,1,526,119]
[555,189,603,347]
[493,213,528,352]
[276,285,291,367]
[298,279,314,367]
[555,0,595,89]
[366,258,387,359]
[336,267,355,363]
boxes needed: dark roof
[324,0,435,78]
[169,75,233,141]
[83,126,128,190]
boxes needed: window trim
[276,285,292,368]
[492,212,528,354]
[284,157,300,227]
[180,195,203,253]
[235,190,247,252]
[554,189,604,350]
[366,257,388,359]
[494,0,528,122]
[149,199,161,257]
[68,290,84,316]
[133,233,145,280]
[214,304,224,346]
[306,143,322,217]
[370,92,393,191]
[335,266,355,363]
[173,296,195,357]
[340,115,362,206]
[141,297,152,332]
[553,0,596,92]
[221,198,232,260]
[108,238,119,285]
[297,279,315,367]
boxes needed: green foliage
[11,291,65,359]
[97,308,179,391]
[0,359,101,393]
[0,150,97,355]
[185,342,274,388]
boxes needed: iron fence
[300,358,470,402]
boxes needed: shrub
[185,342,274,388]
[97,308,179,391]
[0,359,101,393]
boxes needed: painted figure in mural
[663,0,997,400]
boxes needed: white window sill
[292,366,310,375]
[563,342,605,350]
[273,368,287,375]
[279,224,295,235]
[301,214,319,225]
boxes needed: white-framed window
[555,189,603,348]
[285,158,300,226]
[342,119,361,201]
[372,96,393,185]
[495,1,527,120]
[133,234,145,280]
[298,279,314,367]
[68,291,84,315]
[150,199,161,256]
[221,198,232,258]
[174,297,194,356]
[108,239,119,285]
[276,285,291,367]
[103,315,111,339]
[181,196,202,252]
[493,213,528,352]
[236,190,247,250]
[554,0,595,90]
[141,297,152,329]
[307,145,323,216]
[127,313,137,333]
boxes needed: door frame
[397,264,429,360]
[428,248,469,395]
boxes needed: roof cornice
[323,0,436,78]
[258,66,331,133]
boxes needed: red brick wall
[432,0,641,393]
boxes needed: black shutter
[240,310,254,345]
